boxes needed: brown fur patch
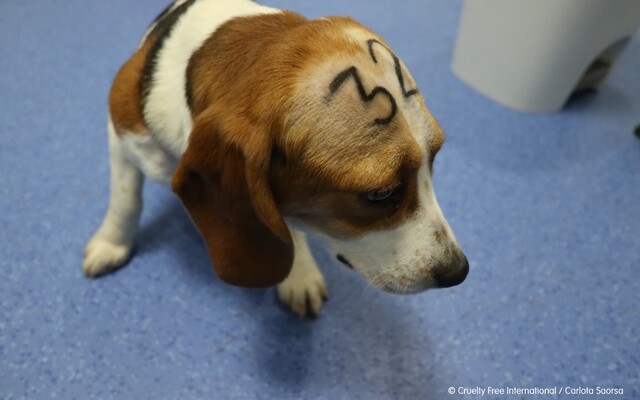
[433,224,447,245]
[186,13,365,120]
[109,1,198,135]
[273,153,422,238]
[108,40,153,135]
[172,108,293,287]
[426,112,445,170]
[271,104,424,238]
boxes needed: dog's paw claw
[277,269,328,319]
[82,238,132,277]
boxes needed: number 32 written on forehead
[327,39,418,126]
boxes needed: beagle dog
[83,0,469,317]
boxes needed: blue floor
[1,1,639,399]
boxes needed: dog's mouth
[335,253,435,294]
[336,254,354,269]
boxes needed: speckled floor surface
[1,1,639,399]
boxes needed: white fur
[321,166,461,293]
[84,120,144,276]
[118,133,178,184]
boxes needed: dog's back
[109,0,281,156]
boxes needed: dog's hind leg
[83,118,144,277]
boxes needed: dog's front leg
[83,121,144,277]
[277,230,328,318]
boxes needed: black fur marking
[140,0,198,106]
[367,39,418,98]
[328,66,397,126]
[150,2,175,26]
[185,57,196,113]
[336,254,355,269]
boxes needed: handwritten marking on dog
[366,39,418,99]
[328,66,397,126]
[327,39,418,125]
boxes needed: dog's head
[172,14,468,291]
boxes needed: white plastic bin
[451,0,640,112]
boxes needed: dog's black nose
[435,255,469,288]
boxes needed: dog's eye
[364,184,404,205]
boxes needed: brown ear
[171,112,293,288]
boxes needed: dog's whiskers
[358,271,388,301]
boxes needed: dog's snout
[434,255,469,288]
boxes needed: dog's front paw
[277,265,328,318]
[82,237,132,277]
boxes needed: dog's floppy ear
[171,110,293,288]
